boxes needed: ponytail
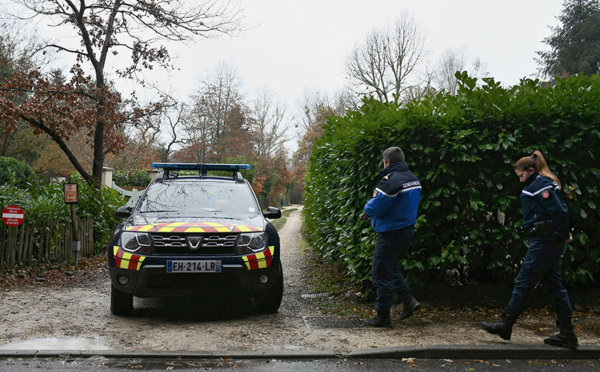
[514,151,562,189]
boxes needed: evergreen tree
[537,0,600,78]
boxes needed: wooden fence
[0,218,95,268]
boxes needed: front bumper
[109,259,280,298]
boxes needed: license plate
[166,260,222,273]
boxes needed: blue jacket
[364,162,421,233]
[521,172,570,240]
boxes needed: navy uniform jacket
[364,161,422,233]
[521,172,570,240]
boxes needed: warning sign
[2,205,24,227]
[64,183,78,204]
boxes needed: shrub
[304,73,600,290]
[69,174,127,251]
[1,175,126,255]
[113,169,151,187]
[0,156,37,189]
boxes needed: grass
[281,208,298,217]
[298,234,374,319]
[269,207,297,230]
[270,217,286,230]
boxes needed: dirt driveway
[1,206,598,352]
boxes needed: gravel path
[0,205,598,352]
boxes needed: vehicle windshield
[139,180,259,216]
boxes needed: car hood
[126,213,266,233]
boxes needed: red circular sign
[2,205,25,227]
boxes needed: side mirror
[115,206,133,219]
[263,206,281,219]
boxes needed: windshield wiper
[140,210,178,213]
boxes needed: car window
[139,181,259,216]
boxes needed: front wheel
[111,284,133,316]
[252,262,284,314]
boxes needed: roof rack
[151,163,251,181]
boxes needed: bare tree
[295,89,332,135]
[250,87,287,162]
[0,0,244,186]
[160,102,188,162]
[291,88,349,191]
[183,98,212,163]
[346,12,427,104]
[470,56,489,82]
[434,48,490,94]
[183,61,248,162]
[333,87,361,113]
[293,87,354,145]
[434,48,467,95]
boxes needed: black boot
[544,320,579,350]
[364,313,392,327]
[480,313,516,341]
[399,296,421,320]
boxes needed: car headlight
[120,231,154,255]
[236,232,266,255]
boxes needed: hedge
[304,73,600,291]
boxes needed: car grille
[151,233,238,255]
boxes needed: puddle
[0,337,112,350]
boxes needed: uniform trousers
[507,236,573,322]
[372,225,414,317]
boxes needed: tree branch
[20,114,95,186]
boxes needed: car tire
[111,284,133,316]
[252,262,284,314]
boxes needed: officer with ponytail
[480,151,578,349]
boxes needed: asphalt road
[0,356,598,371]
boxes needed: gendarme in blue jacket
[364,161,422,233]
[521,172,570,240]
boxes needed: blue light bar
[151,163,251,171]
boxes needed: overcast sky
[153,0,564,107]
[3,0,567,151]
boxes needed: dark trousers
[372,225,414,316]
[507,237,573,322]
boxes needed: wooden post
[70,203,80,264]
[7,226,16,267]
[65,177,80,265]
[17,224,25,265]
[0,226,5,268]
